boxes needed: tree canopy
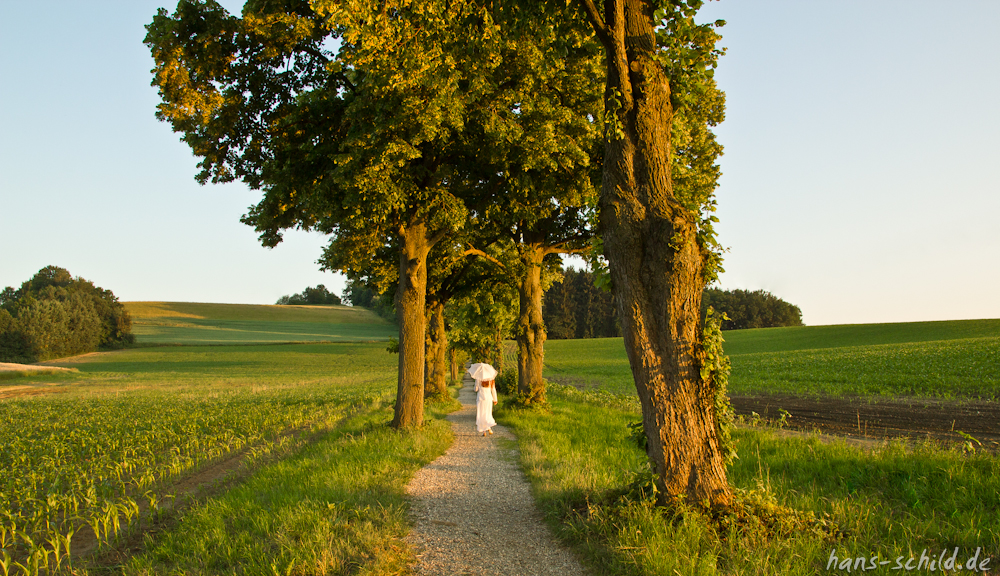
[0,266,134,363]
[703,288,804,330]
[147,0,603,427]
[275,284,342,306]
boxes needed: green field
[0,315,454,574]
[4,306,999,575]
[498,385,1000,575]
[126,301,397,344]
[544,318,1000,399]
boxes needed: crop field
[543,318,1000,399]
[125,301,397,345]
[4,306,997,575]
[0,323,458,574]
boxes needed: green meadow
[3,305,999,575]
[126,301,397,345]
[499,385,1000,576]
[543,318,1000,399]
[515,318,999,573]
[0,307,461,575]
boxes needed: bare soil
[731,394,1000,449]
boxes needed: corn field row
[0,386,377,575]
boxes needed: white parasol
[467,362,498,381]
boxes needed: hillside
[543,317,1000,399]
[126,301,397,345]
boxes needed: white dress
[475,379,498,433]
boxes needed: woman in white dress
[475,378,498,436]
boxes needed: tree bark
[449,347,458,384]
[586,0,732,506]
[515,243,547,403]
[424,298,448,398]
[393,220,432,428]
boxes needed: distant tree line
[341,280,396,323]
[275,284,341,306]
[542,268,621,340]
[542,269,803,337]
[0,266,134,363]
[702,288,803,330]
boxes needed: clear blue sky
[2,1,997,326]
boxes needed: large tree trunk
[589,0,732,507]
[424,298,448,398]
[515,243,547,403]
[393,221,432,428]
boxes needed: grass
[125,301,397,345]
[0,339,457,575]
[498,384,1000,575]
[543,318,1000,399]
[121,405,451,576]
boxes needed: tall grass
[499,385,1000,575]
[122,405,452,575]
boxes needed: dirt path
[405,376,587,576]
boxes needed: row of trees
[147,0,734,506]
[703,288,804,330]
[542,267,620,340]
[275,284,342,306]
[543,274,804,339]
[0,266,134,363]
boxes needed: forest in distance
[542,267,803,339]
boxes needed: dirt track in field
[731,394,1000,449]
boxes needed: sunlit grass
[122,406,452,576]
[499,385,1000,575]
[543,319,1000,399]
[0,342,456,575]
[125,301,397,344]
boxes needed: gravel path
[405,376,587,576]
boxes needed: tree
[542,265,620,339]
[0,266,133,362]
[572,0,732,506]
[276,284,342,306]
[147,0,529,428]
[702,288,804,330]
[460,7,604,404]
[147,0,613,423]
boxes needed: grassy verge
[114,404,453,576]
[499,385,1000,575]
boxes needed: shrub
[496,369,517,396]
[0,266,133,362]
[276,284,342,306]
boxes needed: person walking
[468,362,499,436]
[475,377,498,436]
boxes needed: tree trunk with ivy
[577,0,732,507]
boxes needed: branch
[463,247,505,270]
[544,242,589,256]
[575,0,611,48]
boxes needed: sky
[1,1,997,326]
